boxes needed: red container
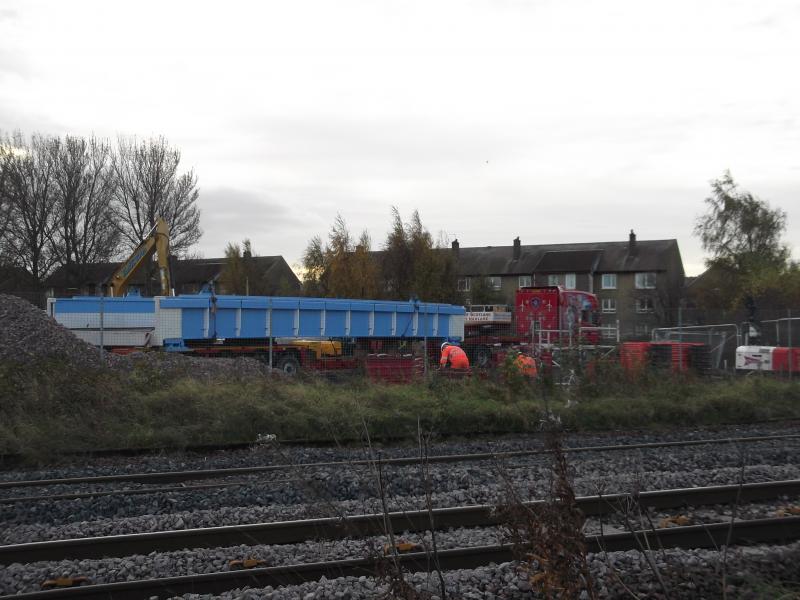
[772,347,800,373]
[620,342,651,373]
[365,355,418,384]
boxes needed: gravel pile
[0,294,268,379]
[0,294,106,369]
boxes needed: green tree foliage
[220,239,273,295]
[381,208,459,303]
[302,209,459,302]
[301,214,379,298]
[469,277,506,305]
[694,171,794,310]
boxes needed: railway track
[3,432,797,493]
[2,479,798,564]
[2,517,799,600]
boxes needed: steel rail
[2,516,799,600]
[0,478,299,505]
[0,482,244,505]
[1,479,797,565]
[2,433,798,491]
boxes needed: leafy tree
[381,208,459,302]
[301,214,379,298]
[694,171,791,309]
[469,277,505,305]
[220,239,275,295]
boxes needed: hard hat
[441,341,450,351]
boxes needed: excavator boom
[108,218,172,297]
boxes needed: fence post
[268,298,273,374]
[789,309,793,380]
[678,304,683,372]
[424,305,428,376]
[99,285,106,362]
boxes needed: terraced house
[452,231,685,340]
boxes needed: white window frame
[636,297,655,313]
[486,276,502,290]
[547,274,560,286]
[518,275,531,288]
[601,273,617,289]
[564,273,576,290]
[635,272,657,289]
[457,278,471,292]
[601,298,616,313]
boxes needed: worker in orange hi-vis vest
[514,353,538,378]
[440,342,470,370]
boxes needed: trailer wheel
[474,346,492,368]
[277,355,300,376]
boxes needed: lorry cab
[515,286,600,345]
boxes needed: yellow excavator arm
[108,218,172,297]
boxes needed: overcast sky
[1,0,799,276]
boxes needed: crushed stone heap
[0,294,268,379]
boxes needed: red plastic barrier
[772,347,800,373]
[365,355,420,384]
[620,342,651,373]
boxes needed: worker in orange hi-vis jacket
[440,342,470,370]
[514,353,538,378]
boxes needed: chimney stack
[451,239,459,254]
[513,237,521,260]
[628,229,637,255]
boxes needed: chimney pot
[513,237,521,260]
[451,239,460,253]
[628,229,637,254]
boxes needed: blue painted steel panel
[326,308,346,334]
[182,309,205,339]
[374,312,393,336]
[215,309,237,338]
[349,307,370,336]
[241,309,265,337]
[53,297,154,314]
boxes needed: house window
[457,278,471,292]
[564,273,576,290]
[601,298,616,313]
[634,323,651,337]
[518,275,531,288]
[547,274,560,286]
[635,272,657,289]
[601,274,617,289]
[486,276,502,290]
[636,297,655,313]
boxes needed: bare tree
[112,136,201,255]
[0,132,59,282]
[51,135,119,276]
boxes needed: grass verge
[1,359,799,460]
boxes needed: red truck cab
[515,286,600,345]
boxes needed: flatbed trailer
[47,293,465,376]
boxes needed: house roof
[46,256,300,291]
[455,239,682,276]
[534,250,603,273]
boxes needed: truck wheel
[277,355,300,376]
[474,346,492,368]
